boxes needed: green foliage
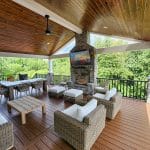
[53,58,70,75]
[0,57,48,78]
[94,37,128,49]
[52,37,149,81]
[94,37,150,80]
[97,52,134,79]
[125,50,150,80]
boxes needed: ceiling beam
[12,0,82,34]
[90,32,143,43]
[96,41,150,54]
[50,53,69,59]
[50,42,150,59]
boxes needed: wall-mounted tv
[70,50,91,65]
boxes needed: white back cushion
[77,99,97,122]
[62,99,97,122]
[105,88,117,100]
[62,104,81,119]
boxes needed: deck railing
[0,73,148,101]
[52,75,71,84]
[97,77,148,101]
[34,73,48,79]
[51,75,148,101]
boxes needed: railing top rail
[96,77,148,82]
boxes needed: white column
[147,76,150,103]
[95,54,98,85]
[48,59,53,73]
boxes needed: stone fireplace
[74,67,90,85]
[69,31,96,93]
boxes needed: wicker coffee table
[7,96,46,124]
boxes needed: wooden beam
[0,52,49,59]
[12,0,82,34]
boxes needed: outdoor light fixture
[104,26,108,29]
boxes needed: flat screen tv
[70,50,91,65]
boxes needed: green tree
[53,58,70,75]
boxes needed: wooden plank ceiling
[36,0,150,41]
[0,0,150,56]
[0,0,75,56]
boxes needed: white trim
[53,37,75,55]
[90,32,143,43]
[12,0,82,34]
[96,42,150,54]
[50,53,69,59]
[50,42,150,59]
[0,52,49,59]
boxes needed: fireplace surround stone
[69,31,96,94]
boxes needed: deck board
[0,93,150,150]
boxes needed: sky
[53,33,138,55]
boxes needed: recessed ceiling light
[47,42,50,45]
[104,26,108,29]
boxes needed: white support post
[48,59,53,73]
[147,76,150,103]
[47,58,54,86]
[95,54,98,85]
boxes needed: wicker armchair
[0,114,14,150]
[54,104,106,150]
[93,92,122,119]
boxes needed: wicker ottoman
[48,86,66,98]
[64,89,83,103]
[0,114,14,150]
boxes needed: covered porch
[0,0,150,150]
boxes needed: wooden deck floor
[0,92,150,150]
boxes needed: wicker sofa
[93,92,122,119]
[0,114,14,150]
[54,104,106,150]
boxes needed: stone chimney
[69,31,96,92]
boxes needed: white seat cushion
[48,86,65,93]
[64,89,83,98]
[62,99,97,122]
[0,114,7,125]
[93,93,105,99]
